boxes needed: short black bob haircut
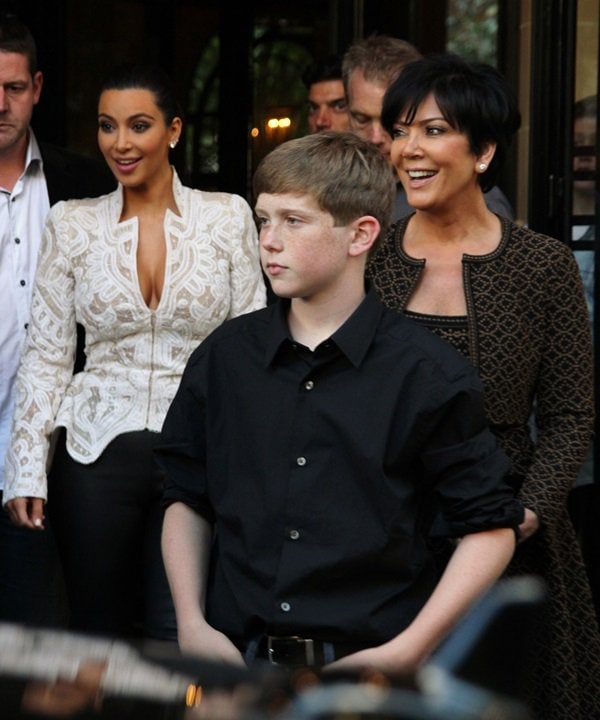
[381,52,521,193]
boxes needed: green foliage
[446,0,498,65]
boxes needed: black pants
[48,430,177,641]
[0,491,68,627]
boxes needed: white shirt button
[280,602,291,612]
[304,380,314,390]
[296,456,306,466]
[289,529,300,540]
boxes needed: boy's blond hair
[253,131,396,252]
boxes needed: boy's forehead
[255,192,320,213]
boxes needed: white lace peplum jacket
[3,170,266,503]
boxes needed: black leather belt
[256,635,364,668]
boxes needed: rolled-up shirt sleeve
[418,379,524,537]
[155,346,214,523]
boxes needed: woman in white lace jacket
[3,64,266,640]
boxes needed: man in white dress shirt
[0,12,114,627]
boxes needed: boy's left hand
[518,508,540,542]
[323,637,423,677]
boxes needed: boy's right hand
[178,619,245,667]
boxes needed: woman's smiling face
[390,93,493,212]
[97,87,180,190]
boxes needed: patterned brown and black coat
[368,215,600,720]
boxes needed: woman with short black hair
[368,52,600,720]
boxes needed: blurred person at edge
[571,95,597,331]
[3,63,266,641]
[570,96,597,487]
[367,51,600,720]
[342,34,514,221]
[572,94,597,221]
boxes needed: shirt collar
[332,286,382,366]
[264,285,383,369]
[24,130,43,174]
[109,166,183,222]
[263,301,292,366]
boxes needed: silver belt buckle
[267,635,315,666]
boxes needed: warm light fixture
[266,116,291,129]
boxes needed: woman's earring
[169,140,178,149]
[479,162,487,171]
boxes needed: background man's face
[347,69,392,162]
[0,51,42,156]
[307,79,349,133]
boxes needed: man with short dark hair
[0,12,115,626]
[303,54,349,134]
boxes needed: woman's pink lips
[406,173,436,189]
[113,158,141,173]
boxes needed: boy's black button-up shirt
[158,289,523,649]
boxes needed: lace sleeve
[228,193,267,317]
[3,203,78,503]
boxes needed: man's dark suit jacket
[40,141,116,205]
[40,141,117,371]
